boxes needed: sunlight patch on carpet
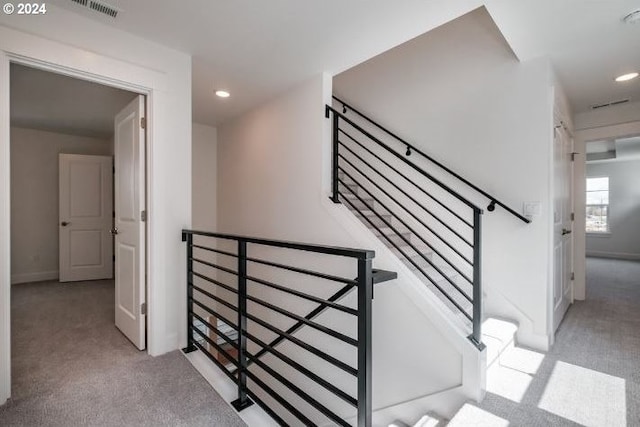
[538,361,626,426]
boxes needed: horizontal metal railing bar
[245,369,316,426]
[245,310,358,376]
[190,292,238,319]
[245,351,350,427]
[326,105,481,212]
[338,158,473,275]
[192,243,238,259]
[246,255,357,285]
[191,310,239,351]
[192,321,240,368]
[249,284,354,369]
[339,155,474,265]
[339,191,473,320]
[192,271,238,295]
[244,388,288,426]
[245,292,358,347]
[191,257,238,276]
[191,340,238,383]
[331,97,530,224]
[183,229,375,260]
[338,141,473,246]
[339,169,474,288]
[339,127,472,228]
[240,328,357,407]
[246,274,358,316]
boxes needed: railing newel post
[231,239,254,411]
[357,255,373,427]
[470,209,485,349]
[182,232,197,353]
[331,111,341,203]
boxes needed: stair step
[372,228,412,247]
[413,412,448,427]
[355,210,394,228]
[482,318,518,369]
[341,193,377,211]
[447,402,509,427]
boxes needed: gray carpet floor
[0,279,246,427]
[469,257,640,426]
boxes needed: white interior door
[553,122,574,332]
[114,95,146,350]
[59,154,113,282]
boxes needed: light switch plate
[523,201,541,220]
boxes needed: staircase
[339,172,473,327]
[325,96,530,425]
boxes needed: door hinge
[141,210,147,222]
[571,272,575,281]
[570,212,575,221]
[141,302,147,315]
[571,152,579,161]
[112,255,115,262]
[141,117,146,129]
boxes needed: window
[586,177,609,233]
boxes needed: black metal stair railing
[323,99,524,349]
[182,229,396,427]
[331,96,531,225]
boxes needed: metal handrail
[331,96,531,224]
[326,105,482,213]
[181,229,397,427]
[326,105,485,348]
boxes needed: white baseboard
[11,270,58,284]
[182,350,278,427]
[586,251,640,261]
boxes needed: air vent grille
[89,0,118,18]
[591,99,630,110]
[68,0,119,18]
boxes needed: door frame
[573,120,640,300]
[0,50,154,403]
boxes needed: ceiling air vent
[89,1,118,18]
[68,0,119,18]
[591,99,630,110]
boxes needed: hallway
[449,257,640,426]
[0,280,245,427]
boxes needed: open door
[59,154,114,282]
[553,121,574,332]
[114,95,146,350]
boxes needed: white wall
[586,159,640,259]
[333,8,554,349]
[218,74,471,424]
[0,4,191,404]
[10,127,112,284]
[192,123,217,232]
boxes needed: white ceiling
[34,0,640,127]
[10,63,138,138]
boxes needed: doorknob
[562,228,572,236]
[111,227,119,235]
[61,221,71,227]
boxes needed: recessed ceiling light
[215,90,230,98]
[615,72,639,82]
[622,9,640,24]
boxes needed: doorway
[8,63,149,390]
